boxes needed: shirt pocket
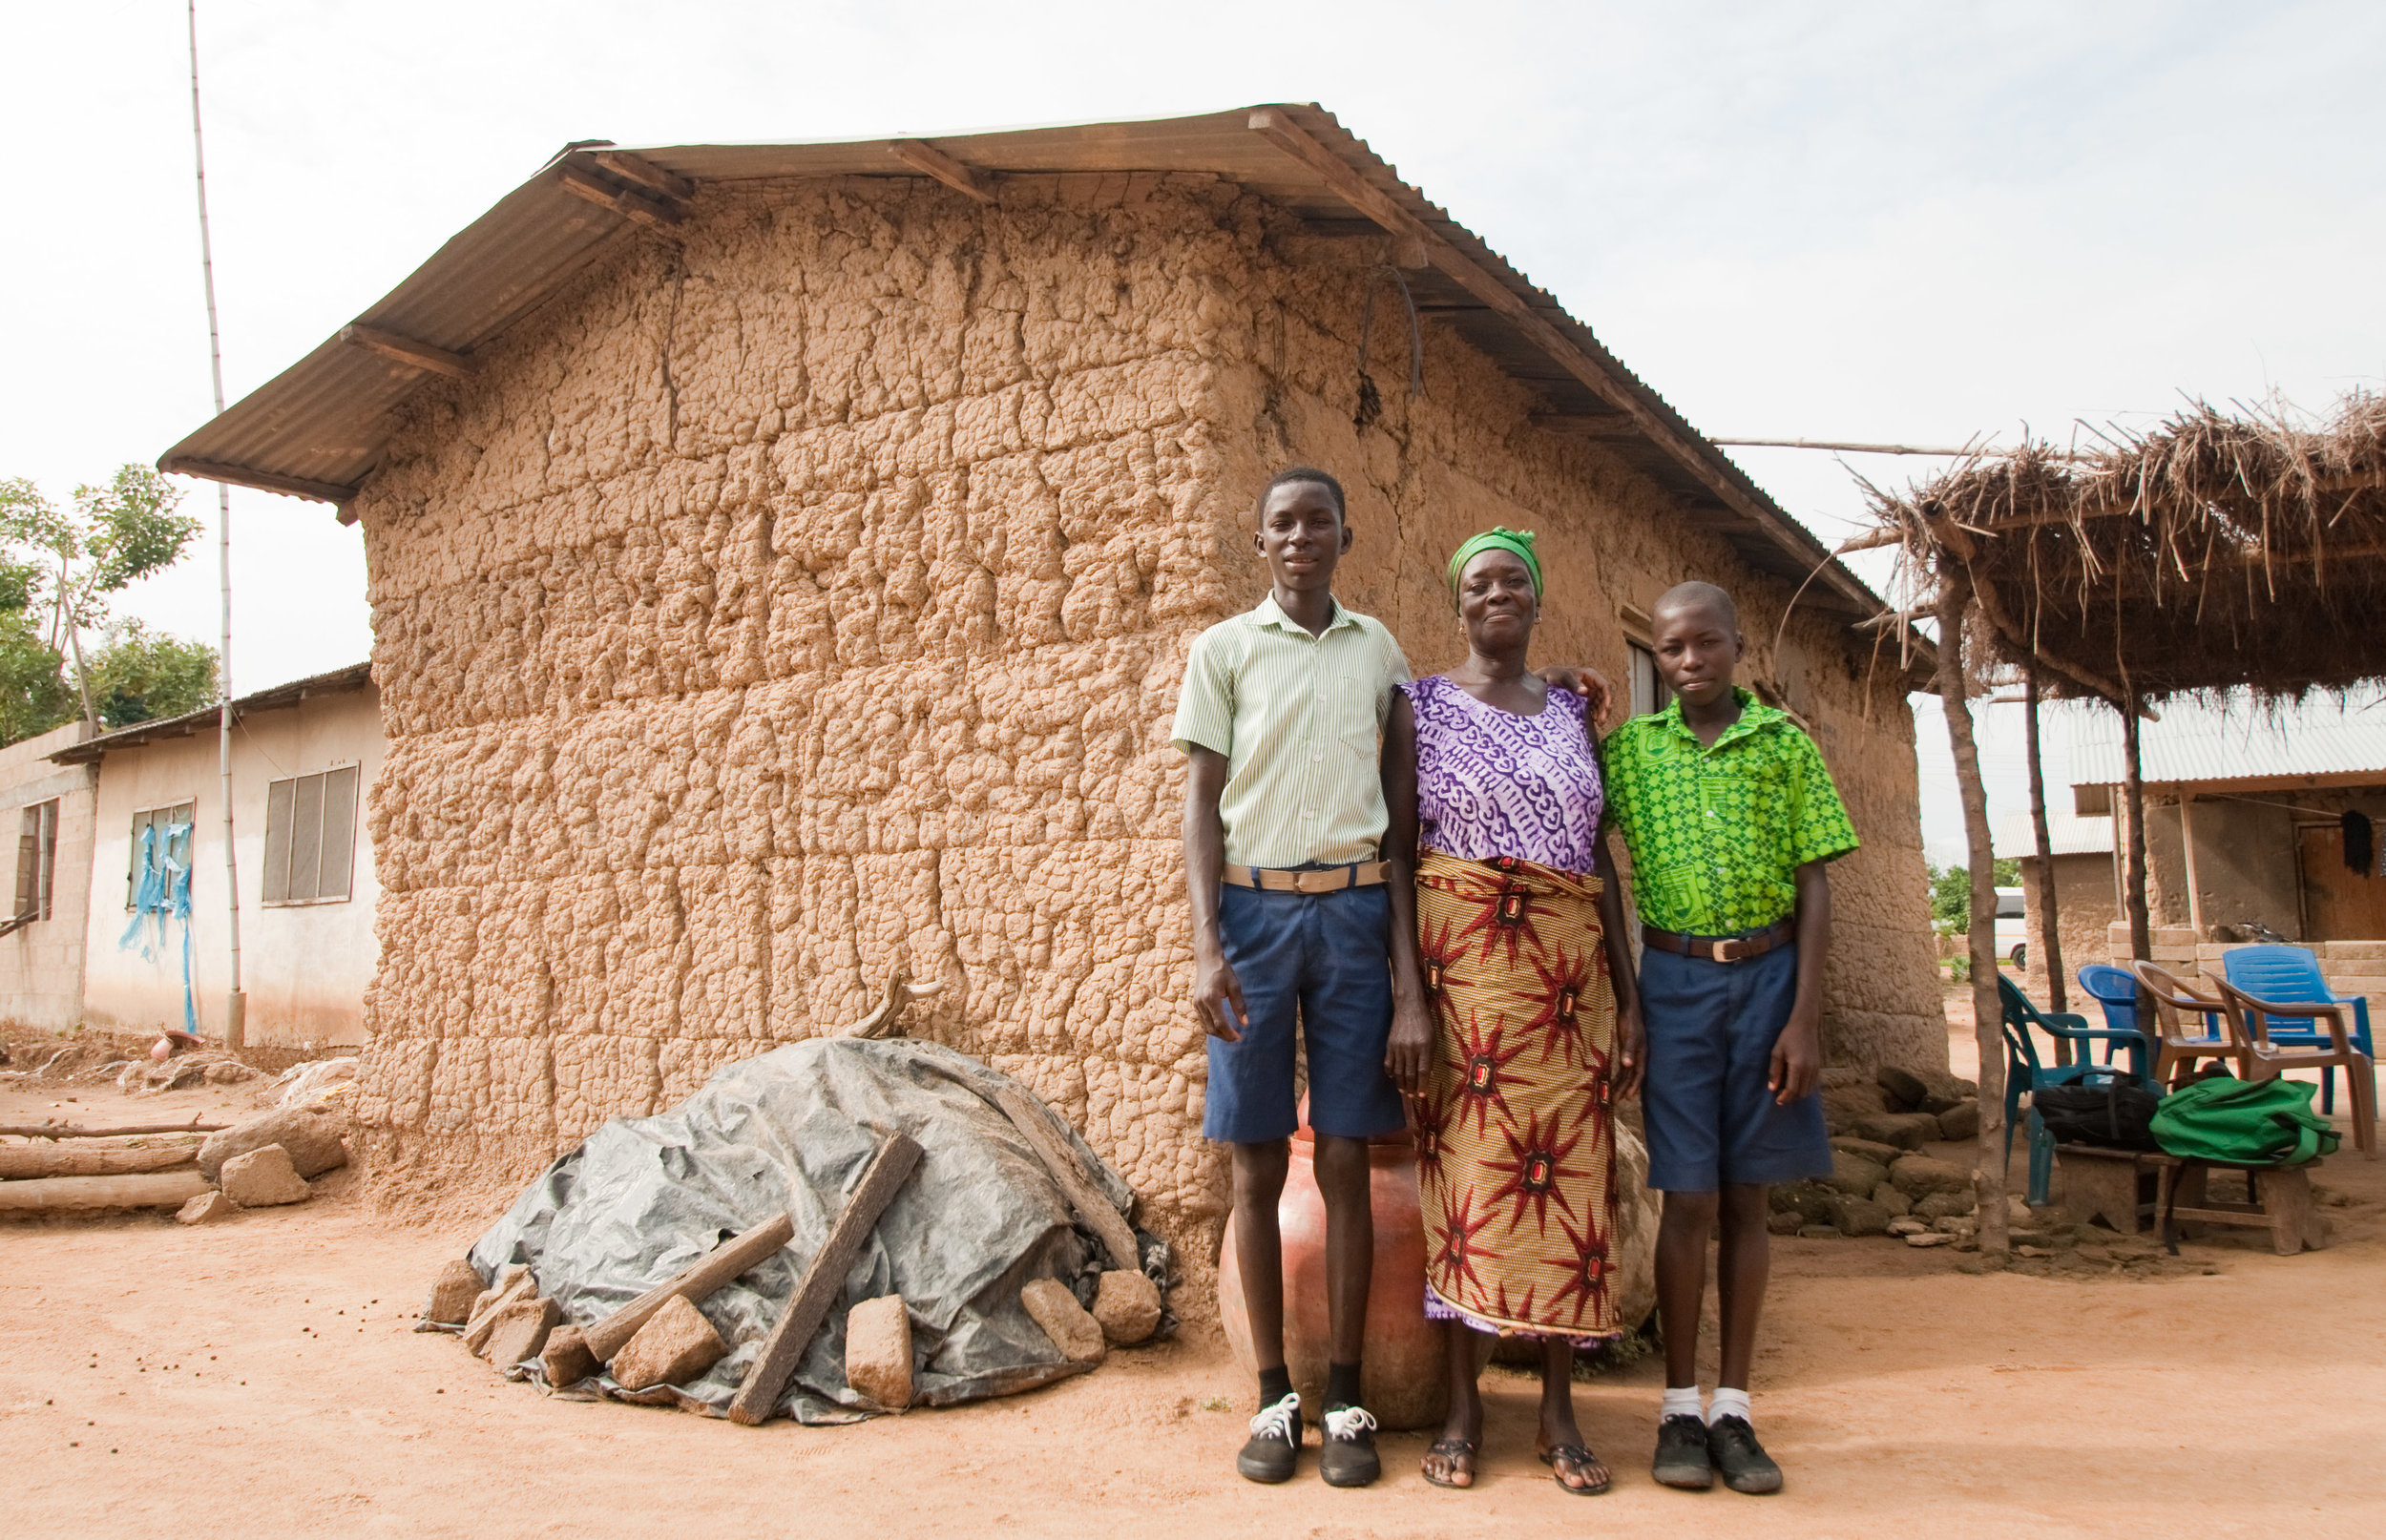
[1330,670,1386,757]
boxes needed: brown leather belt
[1221,861,1391,895]
[1642,919,1795,964]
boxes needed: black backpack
[2032,1073,2162,1151]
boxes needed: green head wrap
[1445,527,1543,607]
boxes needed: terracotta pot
[1217,1122,1446,1430]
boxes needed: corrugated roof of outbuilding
[158,104,1892,621]
[2060,686,2386,789]
[50,663,375,765]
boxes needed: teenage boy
[1173,467,1605,1488]
[1598,580,1858,1497]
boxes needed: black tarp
[467,1037,1167,1424]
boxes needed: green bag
[2148,1075,2341,1166]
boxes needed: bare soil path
[6,1043,2383,1539]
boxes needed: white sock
[1707,1387,1752,1426]
[1661,1386,1705,1423]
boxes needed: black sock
[1258,1365,1294,1408]
[1326,1361,1363,1409]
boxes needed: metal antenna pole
[187,0,244,1051]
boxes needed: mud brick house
[157,107,1944,1259]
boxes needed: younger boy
[1598,580,1858,1496]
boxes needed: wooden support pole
[340,323,476,380]
[886,139,996,204]
[0,1119,230,1139]
[989,1084,1140,1273]
[0,1170,212,1213]
[2121,697,2154,971]
[1935,572,2008,1256]
[0,1141,200,1179]
[728,1133,924,1426]
[581,1212,797,1363]
[2023,671,2069,1029]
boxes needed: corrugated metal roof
[1992,810,2115,860]
[50,663,374,765]
[2060,685,2386,788]
[158,104,1892,621]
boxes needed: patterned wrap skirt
[1413,849,1622,1341]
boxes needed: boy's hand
[1611,1001,1646,1099]
[1535,665,1617,727]
[1193,949,1248,1042]
[1769,1008,1822,1105]
[1385,995,1434,1097]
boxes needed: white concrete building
[0,720,101,1029]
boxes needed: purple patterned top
[1403,675,1603,876]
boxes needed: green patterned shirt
[1600,689,1859,936]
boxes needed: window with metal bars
[12,799,57,925]
[262,765,359,906]
[1627,639,1673,719]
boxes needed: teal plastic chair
[1999,974,2149,1206]
[2219,946,2376,1115]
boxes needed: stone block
[1092,1269,1162,1345]
[1874,1065,1928,1112]
[1905,1232,1956,1248]
[481,1296,562,1368]
[2321,941,2386,961]
[611,1294,727,1391]
[175,1190,234,1225]
[1888,1217,1928,1237]
[1829,1135,1904,1165]
[461,1267,534,1355]
[1871,1182,1913,1218]
[1019,1278,1104,1364]
[1796,1224,1840,1239]
[199,1108,350,1181]
[1831,1196,1893,1237]
[1769,1179,1836,1222]
[1890,1155,1973,1199]
[1851,1111,1940,1150]
[844,1294,915,1410]
[1820,1084,1888,1134]
[1766,1209,1804,1236]
[541,1324,599,1387]
[217,1144,310,1208]
[1825,1149,1890,1197]
[425,1259,483,1325]
[1914,1189,1976,1221]
[1936,1100,1982,1142]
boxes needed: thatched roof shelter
[1856,393,2386,705]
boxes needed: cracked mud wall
[347,172,1941,1277]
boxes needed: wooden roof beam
[590,150,696,203]
[1245,108,1873,616]
[340,323,475,380]
[555,161,685,230]
[887,139,996,204]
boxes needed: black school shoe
[1706,1415,1784,1494]
[1318,1404,1383,1488]
[1651,1413,1715,1489]
[1238,1393,1303,1484]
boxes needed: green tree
[1928,858,2024,934]
[86,620,220,728]
[0,467,210,744]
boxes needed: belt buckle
[1710,937,1746,964]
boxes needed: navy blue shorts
[1638,942,1831,1191]
[1202,880,1406,1145]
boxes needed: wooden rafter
[589,150,695,202]
[340,323,475,380]
[555,161,685,230]
[887,138,996,204]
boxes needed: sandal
[1539,1442,1612,1496]
[1421,1437,1477,1489]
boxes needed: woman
[1382,527,1645,1494]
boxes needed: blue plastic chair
[1999,974,2149,1206]
[2220,945,2377,1115]
[2074,963,2164,1068]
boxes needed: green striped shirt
[1170,594,1412,868]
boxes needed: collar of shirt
[1252,592,1361,637]
[1653,687,1783,752]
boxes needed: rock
[1795,1224,1840,1239]
[1852,1111,1941,1150]
[1820,1083,1889,1134]
[1875,1065,1929,1112]
[1935,1100,1981,1142]
[1888,1217,1928,1237]
[1766,1209,1804,1235]
[2016,1245,2050,1259]
[480,1296,561,1368]
[1825,1149,1890,1197]
[1915,1191,1977,1220]
[1929,1216,1978,1236]
[424,1259,483,1325]
[1905,1232,1956,1248]
[540,1324,599,1387]
[217,1144,310,1207]
[844,1294,915,1410]
[203,1061,257,1085]
[198,1108,348,1181]
[175,1190,234,1225]
[1091,1270,1162,1346]
[1818,1066,1870,1089]
[1871,1182,1913,1218]
[461,1268,534,1355]
[1918,1090,1964,1116]
[1019,1278,1105,1364]
[611,1295,727,1391]
[1831,1196,1893,1237]
[1829,1136,1904,1166]
[1889,1155,1972,1199]
[1771,1180,1836,1222]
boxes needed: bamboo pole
[2023,673,2069,1055]
[1935,573,2008,1257]
[2121,697,2154,970]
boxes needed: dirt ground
[6,1009,2383,1539]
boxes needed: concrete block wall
[0,722,98,1029]
[2105,926,2386,1018]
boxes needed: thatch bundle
[1862,393,2386,703]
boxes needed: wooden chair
[2130,961,2251,1086]
[2209,975,2377,1157]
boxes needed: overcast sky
[4,1,2380,863]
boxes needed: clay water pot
[1217,1119,1446,1429]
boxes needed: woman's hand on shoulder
[1536,665,1615,727]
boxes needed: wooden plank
[887,139,996,204]
[0,1141,200,1179]
[590,150,696,203]
[158,457,357,507]
[582,1212,797,1363]
[0,1119,231,1139]
[1245,108,1874,616]
[989,1084,1139,1274]
[727,1132,923,1426]
[340,323,476,380]
[0,1171,211,1213]
[555,163,685,231]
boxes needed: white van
[1993,886,2028,967]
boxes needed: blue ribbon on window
[119,820,199,1040]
